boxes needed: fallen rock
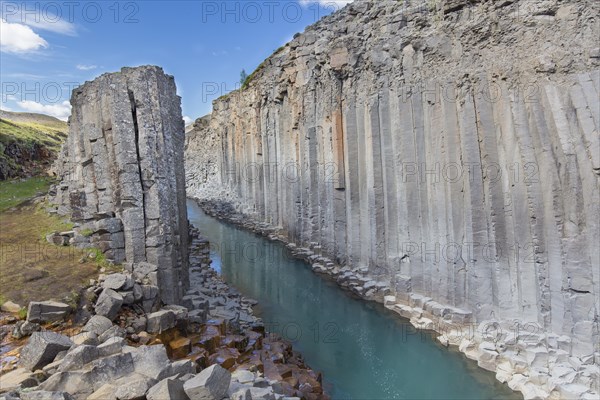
[58,345,99,372]
[1,301,22,313]
[20,391,74,400]
[98,325,126,343]
[147,378,189,400]
[20,331,73,371]
[0,368,36,392]
[98,336,125,357]
[87,383,117,400]
[39,370,95,398]
[102,273,129,290]
[12,320,41,339]
[114,374,156,400]
[46,233,68,246]
[83,315,114,336]
[27,301,70,323]
[128,345,171,380]
[94,288,123,321]
[146,310,176,333]
[71,331,98,346]
[88,352,135,388]
[183,364,231,400]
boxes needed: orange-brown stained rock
[298,374,323,394]
[222,334,249,351]
[277,365,293,379]
[188,347,209,369]
[209,347,240,370]
[169,337,191,359]
[284,375,299,389]
[196,325,221,352]
[206,318,226,335]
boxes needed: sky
[0,0,353,123]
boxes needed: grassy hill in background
[0,110,68,179]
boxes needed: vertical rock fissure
[128,89,148,260]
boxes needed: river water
[187,200,519,400]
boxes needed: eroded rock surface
[50,66,189,304]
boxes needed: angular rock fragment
[146,309,177,333]
[20,332,73,371]
[183,364,231,400]
[147,378,189,400]
[27,301,70,323]
[94,288,123,321]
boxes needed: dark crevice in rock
[128,89,147,261]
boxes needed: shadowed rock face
[51,66,189,305]
[186,0,599,397]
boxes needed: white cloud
[0,20,48,54]
[2,8,76,36]
[76,64,97,71]
[16,100,71,121]
[183,116,193,125]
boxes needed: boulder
[46,233,68,246]
[87,383,117,400]
[20,332,73,371]
[232,369,255,384]
[170,359,197,376]
[39,370,95,397]
[146,310,176,333]
[71,331,98,346]
[58,345,99,372]
[12,321,41,339]
[27,301,70,323]
[0,368,36,392]
[98,325,127,343]
[83,315,114,336]
[128,345,171,380]
[147,378,189,400]
[20,391,74,400]
[183,364,231,400]
[114,374,156,400]
[98,336,125,357]
[88,352,135,389]
[1,300,22,313]
[102,273,129,290]
[95,288,123,320]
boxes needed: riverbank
[193,198,599,400]
[0,221,328,399]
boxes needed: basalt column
[50,66,189,305]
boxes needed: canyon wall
[186,0,599,397]
[51,66,189,305]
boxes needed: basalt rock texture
[186,0,600,397]
[50,66,189,305]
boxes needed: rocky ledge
[0,225,328,400]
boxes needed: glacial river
[187,200,519,400]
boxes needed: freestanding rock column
[50,66,189,304]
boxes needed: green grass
[0,177,53,212]
[0,294,6,307]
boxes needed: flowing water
[188,200,520,400]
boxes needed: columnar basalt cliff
[50,66,189,305]
[186,0,600,397]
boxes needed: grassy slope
[0,111,68,179]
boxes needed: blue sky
[1,0,352,122]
